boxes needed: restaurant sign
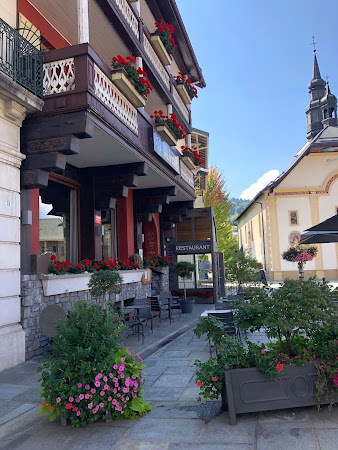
[175,241,211,254]
[152,129,180,174]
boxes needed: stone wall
[21,274,151,359]
[151,267,169,293]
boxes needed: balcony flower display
[174,72,198,100]
[154,19,177,56]
[48,255,140,275]
[144,255,172,268]
[150,110,186,142]
[111,55,152,107]
[181,146,204,167]
[282,243,318,280]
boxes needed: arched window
[289,231,301,244]
[323,109,328,119]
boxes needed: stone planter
[176,83,192,104]
[223,363,336,425]
[181,155,196,170]
[111,69,146,108]
[150,34,172,66]
[40,270,147,296]
[178,298,195,313]
[155,123,178,146]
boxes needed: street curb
[139,318,198,360]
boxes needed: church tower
[306,51,326,139]
[306,51,338,140]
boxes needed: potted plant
[174,261,196,313]
[150,110,186,146]
[194,279,338,425]
[225,250,258,293]
[174,72,198,104]
[111,55,152,107]
[151,19,177,66]
[144,254,172,272]
[181,146,204,170]
[88,270,123,308]
[282,243,318,280]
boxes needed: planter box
[178,298,195,313]
[40,270,147,296]
[224,363,336,426]
[150,34,172,66]
[176,83,192,104]
[155,124,178,146]
[181,155,196,170]
[111,69,146,108]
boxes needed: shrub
[88,270,122,308]
[174,261,196,299]
[226,250,258,287]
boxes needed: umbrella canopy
[300,215,338,244]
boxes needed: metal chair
[116,306,144,343]
[160,291,181,321]
[148,296,167,324]
[133,298,153,333]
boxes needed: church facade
[237,52,338,281]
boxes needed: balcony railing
[172,84,190,123]
[43,58,75,95]
[143,33,170,91]
[112,0,139,38]
[0,18,43,98]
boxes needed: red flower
[57,265,62,271]
[50,406,55,410]
[197,381,203,387]
[65,403,73,409]
[72,407,78,412]
[276,364,284,372]
[212,376,217,381]
[42,402,47,407]
[76,264,82,269]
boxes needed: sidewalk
[0,305,337,449]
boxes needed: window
[289,210,298,226]
[250,220,254,241]
[194,216,210,241]
[289,231,301,244]
[177,218,193,242]
[177,254,195,289]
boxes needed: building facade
[237,52,338,281]
[0,0,207,370]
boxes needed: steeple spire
[306,51,326,140]
[312,51,322,80]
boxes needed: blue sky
[176,0,338,198]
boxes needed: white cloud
[39,197,59,219]
[240,169,280,200]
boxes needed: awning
[300,215,338,244]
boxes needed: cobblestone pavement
[0,305,337,449]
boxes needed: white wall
[318,178,338,271]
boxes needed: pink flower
[85,385,90,390]
[88,402,93,409]
[276,364,284,372]
[113,388,117,394]
[103,376,108,382]
[85,393,90,399]
[99,402,104,408]
[123,387,129,393]
[79,394,84,400]
[121,357,125,362]
[76,411,81,416]
[108,396,112,401]
[91,388,96,394]
[109,373,113,378]
[126,349,131,355]
[56,397,61,403]
[77,383,82,388]
[75,398,80,403]
[95,381,100,387]
[132,375,136,379]
[100,391,105,396]
[120,374,124,378]
[69,396,74,402]
[104,384,109,390]
[136,354,142,361]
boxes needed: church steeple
[306,51,326,140]
[320,81,337,128]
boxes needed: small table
[201,309,231,317]
[125,305,151,341]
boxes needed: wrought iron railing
[0,18,43,98]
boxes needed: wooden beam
[21,169,49,188]
[94,162,149,177]
[162,206,188,217]
[95,197,116,210]
[136,202,162,214]
[136,212,153,222]
[165,201,194,209]
[97,173,139,188]
[134,186,177,197]
[162,213,182,223]
[96,185,129,199]
[24,135,80,156]
[22,152,67,171]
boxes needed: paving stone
[169,444,254,450]
[152,374,193,388]
[200,412,257,445]
[69,425,126,449]
[164,367,196,376]
[256,422,318,450]
[126,418,204,441]
[145,402,200,419]
[1,428,77,450]
[113,439,170,449]
[143,387,185,402]
[257,408,310,423]
[313,428,338,448]
[0,400,22,419]
[178,386,201,402]
[161,351,191,359]
[307,406,338,428]
[0,384,31,400]
[12,386,40,404]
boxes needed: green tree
[226,250,258,287]
[174,261,196,300]
[203,165,236,261]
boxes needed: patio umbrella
[300,215,338,244]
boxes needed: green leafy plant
[226,250,258,288]
[88,270,122,308]
[38,301,151,426]
[144,254,172,268]
[174,261,196,299]
[111,55,152,97]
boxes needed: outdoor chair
[116,306,144,343]
[160,291,181,320]
[207,311,240,355]
[148,296,168,323]
[133,298,153,333]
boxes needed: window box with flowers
[41,256,147,296]
[151,19,177,66]
[181,146,204,170]
[151,110,186,146]
[194,280,338,425]
[111,55,153,108]
[174,73,198,104]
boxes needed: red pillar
[30,188,40,255]
[143,213,161,259]
[117,190,134,260]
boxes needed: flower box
[181,155,196,170]
[176,83,192,104]
[155,123,178,146]
[150,34,172,66]
[223,363,337,426]
[111,69,146,108]
[40,270,147,296]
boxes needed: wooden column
[77,0,89,44]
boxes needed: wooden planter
[150,34,172,66]
[155,123,178,146]
[223,363,336,425]
[181,155,196,170]
[111,69,146,108]
[176,83,192,104]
